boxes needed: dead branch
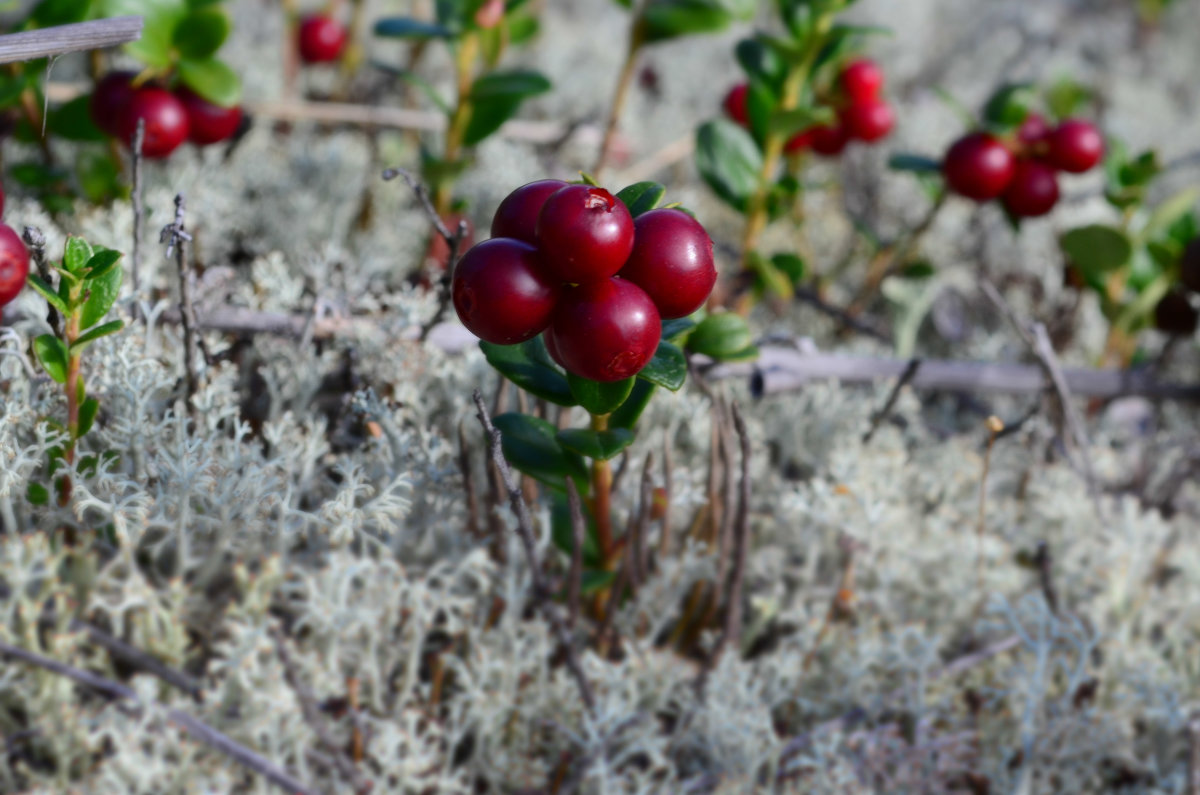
[862,357,920,443]
[0,17,142,64]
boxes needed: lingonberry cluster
[298,15,348,63]
[0,223,30,312]
[942,116,1104,218]
[91,72,244,159]
[722,58,895,157]
[453,180,717,382]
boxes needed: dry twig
[0,17,142,64]
[862,357,920,443]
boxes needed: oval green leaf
[695,119,763,213]
[178,57,242,108]
[615,182,666,218]
[556,427,635,461]
[173,6,231,59]
[492,412,588,491]
[33,334,68,383]
[480,338,576,407]
[566,373,635,416]
[686,312,754,360]
[636,340,686,391]
[1060,225,1133,276]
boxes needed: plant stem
[594,15,644,179]
[590,412,615,564]
[59,310,81,507]
[433,32,479,215]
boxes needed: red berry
[840,59,884,102]
[618,208,716,319]
[1017,113,1051,147]
[810,122,848,157]
[942,133,1016,201]
[549,278,661,382]
[298,15,347,63]
[1002,159,1060,217]
[0,224,29,307]
[491,179,569,245]
[1046,119,1104,173]
[785,128,816,153]
[723,83,749,126]
[118,88,189,159]
[841,99,894,143]
[90,71,138,136]
[1154,289,1198,336]
[452,238,559,344]
[175,87,243,146]
[536,185,635,284]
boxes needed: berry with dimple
[943,132,1016,201]
[536,185,635,284]
[1179,238,1200,294]
[1017,113,1051,149]
[298,15,347,63]
[175,87,243,146]
[618,208,716,319]
[118,88,190,159]
[452,238,559,344]
[723,83,749,126]
[1154,289,1198,336]
[90,71,138,136]
[0,223,29,307]
[841,99,894,143]
[491,179,568,245]
[549,278,661,382]
[840,59,884,102]
[810,122,848,156]
[1002,159,1060,217]
[1046,119,1103,173]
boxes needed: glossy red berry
[1046,119,1103,173]
[0,224,29,307]
[118,88,189,159]
[175,87,243,146]
[298,15,347,63]
[549,278,661,382]
[1002,160,1060,217]
[452,238,559,344]
[723,83,749,126]
[491,179,569,245]
[618,209,716,319]
[785,128,816,153]
[1154,289,1198,336]
[942,133,1016,201]
[810,122,848,156]
[1017,113,1051,148]
[840,59,884,102]
[536,185,635,284]
[841,99,894,143]
[90,71,138,136]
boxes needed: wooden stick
[0,17,143,64]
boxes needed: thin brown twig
[862,358,920,443]
[68,620,204,701]
[161,195,211,405]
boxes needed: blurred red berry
[841,99,894,143]
[175,87,243,146]
[942,133,1016,201]
[118,88,189,159]
[298,15,347,63]
[0,223,29,307]
[1002,159,1060,217]
[840,59,884,102]
[90,71,138,136]
[723,83,749,126]
[810,122,848,156]
[1046,119,1104,173]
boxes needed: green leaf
[462,70,551,146]
[492,412,588,491]
[566,373,635,416]
[33,335,68,383]
[615,182,666,218]
[47,96,107,142]
[736,36,786,91]
[77,397,100,437]
[745,78,777,144]
[106,0,188,69]
[11,162,68,188]
[636,340,686,391]
[1141,188,1199,244]
[1060,225,1133,276]
[580,569,617,595]
[642,0,737,42]
[178,57,242,108]
[173,6,231,59]
[695,119,763,213]
[27,274,68,314]
[661,316,697,342]
[26,481,49,506]
[556,427,635,461]
[505,10,540,45]
[79,261,122,329]
[70,319,124,354]
[768,104,835,138]
[771,252,805,283]
[610,379,655,430]
[76,151,125,204]
[84,249,123,281]
[982,82,1037,129]
[1045,77,1092,121]
[374,17,454,38]
[686,312,754,359]
[889,153,942,174]
[480,338,576,406]
[33,0,94,26]
[63,237,93,274]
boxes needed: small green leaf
[642,0,736,43]
[636,341,687,391]
[769,105,835,138]
[610,379,656,430]
[63,237,93,273]
[687,312,754,360]
[480,338,576,406]
[77,397,100,437]
[982,83,1037,129]
[1045,77,1092,121]
[615,182,667,218]
[695,119,763,213]
[83,249,123,281]
[556,427,635,461]
[1060,225,1133,276]
[79,262,123,329]
[771,252,806,283]
[47,96,107,142]
[173,6,231,59]
[566,373,635,416]
[463,70,551,146]
[108,0,188,69]
[26,482,49,505]
[735,36,785,91]
[492,412,588,491]
[889,153,942,174]
[178,57,242,108]
[33,334,68,383]
[660,316,697,342]
[27,274,68,314]
[70,319,124,354]
[374,16,454,38]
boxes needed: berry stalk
[589,412,615,564]
[594,12,646,178]
[434,31,481,215]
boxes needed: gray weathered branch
[0,17,142,64]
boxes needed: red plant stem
[590,412,615,564]
[58,311,81,506]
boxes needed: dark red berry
[0,223,29,307]
[118,88,189,159]
[810,122,848,157]
[618,209,716,319]
[549,278,661,382]
[298,15,347,63]
[491,179,569,245]
[840,59,884,102]
[1046,119,1103,173]
[536,185,635,284]
[175,87,243,146]
[785,128,816,153]
[1017,113,1051,148]
[452,238,559,344]
[841,99,894,143]
[90,71,138,136]
[1179,238,1200,293]
[1002,159,1060,217]
[942,133,1016,201]
[543,326,567,368]
[1154,289,1198,336]
[723,83,749,126]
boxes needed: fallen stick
[0,17,142,64]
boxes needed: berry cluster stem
[589,412,615,564]
[434,32,480,215]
